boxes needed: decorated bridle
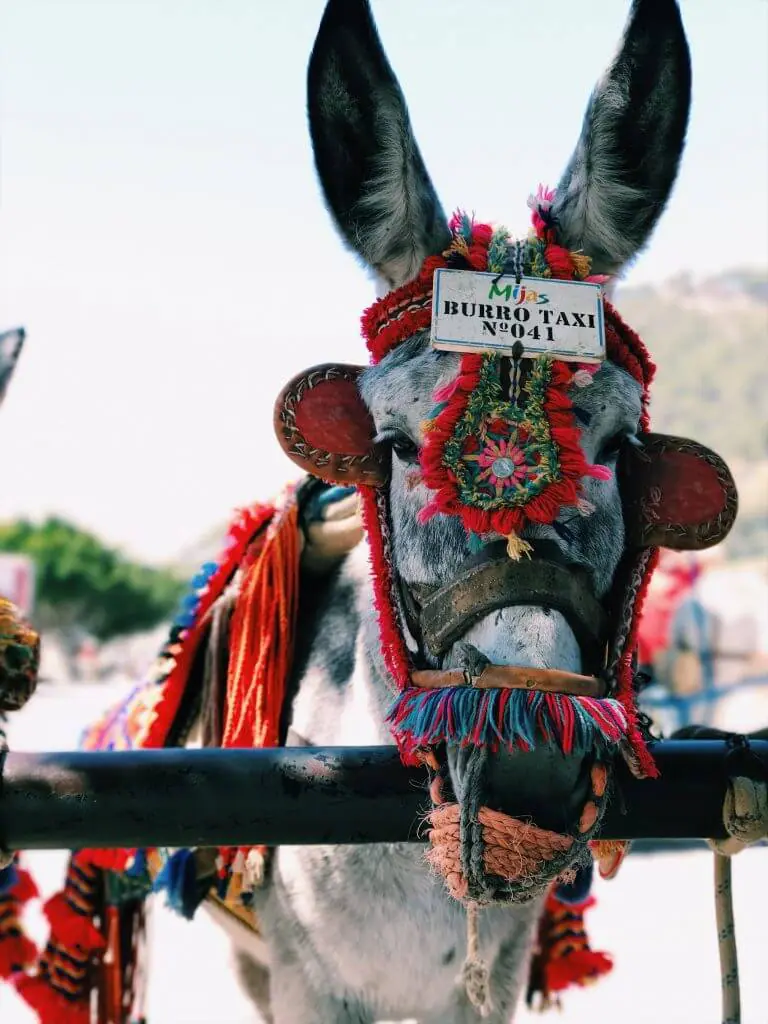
[275,187,738,1006]
[276,191,736,762]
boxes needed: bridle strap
[415,551,607,667]
[411,665,606,698]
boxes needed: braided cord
[714,855,739,1024]
[709,771,768,1024]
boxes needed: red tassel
[9,867,39,904]
[100,904,125,1024]
[358,487,412,690]
[17,852,106,1017]
[15,947,93,1024]
[43,890,105,954]
[544,947,613,993]
[0,927,38,978]
[526,890,613,1011]
[0,863,40,977]
[79,847,135,873]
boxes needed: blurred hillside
[616,268,768,562]
[616,269,767,461]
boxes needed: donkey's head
[279,0,731,901]
[305,0,689,640]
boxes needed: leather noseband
[400,540,608,674]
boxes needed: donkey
[216,1,694,1021]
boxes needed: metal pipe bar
[1,741,766,851]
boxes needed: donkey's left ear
[0,328,25,408]
[620,434,738,551]
[307,0,450,289]
[551,0,691,276]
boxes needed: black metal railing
[1,739,766,851]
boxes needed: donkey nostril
[542,606,552,616]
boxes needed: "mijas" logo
[488,281,549,305]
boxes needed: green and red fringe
[417,353,612,535]
[611,545,662,780]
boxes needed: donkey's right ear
[274,363,389,487]
[307,0,450,290]
[550,0,691,276]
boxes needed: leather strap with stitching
[411,665,606,698]
[418,555,607,665]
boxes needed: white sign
[0,554,36,617]
[430,269,605,363]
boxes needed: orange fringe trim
[219,490,301,879]
[221,490,300,750]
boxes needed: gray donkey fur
[202,2,692,1021]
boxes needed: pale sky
[0,0,766,564]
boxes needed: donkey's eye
[375,428,419,464]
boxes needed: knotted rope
[462,902,492,1018]
[425,748,611,1014]
[708,772,768,1024]
[428,806,574,903]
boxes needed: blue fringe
[555,860,594,905]
[191,562,219,589]
[468,532,485,553]
[387,686,626,757]
[171,559,220,631]
[0,860,17,894]
[427,401,448,420]
[455,212,474,242]
[153,848,199,920]
[125,848,148,878]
